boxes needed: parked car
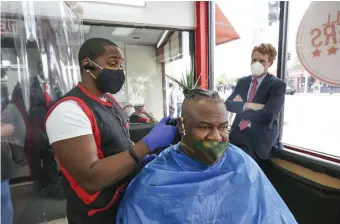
[286,85,296,95]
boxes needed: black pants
[229,127,262,164]
[29,139,59,190]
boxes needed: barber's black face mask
[87,60,125,94]
[98,68,125,94]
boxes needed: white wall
[78,1,196,29]
[124,45,164,119]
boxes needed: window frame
[274,1,340,173]
[205,1,340,172]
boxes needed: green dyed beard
[180,140,229,165]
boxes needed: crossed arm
[226,80,286,124]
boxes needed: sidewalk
[293,93,340,96]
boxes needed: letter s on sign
[311,28,322,47]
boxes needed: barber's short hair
[78,38,118,72]
[252,43,277,62]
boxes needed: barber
[45,38,177,224]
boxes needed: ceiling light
[112,27,135,37]
[157,30,169,48]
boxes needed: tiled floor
[11,183,66,224]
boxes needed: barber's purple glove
[142,116,177,152]
[142,154,157,167]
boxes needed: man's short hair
[252,43,277,62]
[183,89,222,102]
[181,88,226,117]
[78,38,118,72]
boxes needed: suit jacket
[226,73,286,159]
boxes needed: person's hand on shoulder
[142,116,177,152]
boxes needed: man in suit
[226,43,286,162]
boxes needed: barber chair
[129,123,154,143]
[128,119,181,154]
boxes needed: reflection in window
[282,1,340,158]
[1,1,84,223]
[214,0,280,126]
[1,2,83,178]
[268,1,280,26]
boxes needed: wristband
[128,145,141,168]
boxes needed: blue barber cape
[117,144,297,224]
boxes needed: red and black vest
[45,83,135,224]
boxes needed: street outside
[282,94,340,158]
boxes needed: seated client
[117,88,297,224]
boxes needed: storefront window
[162,31,194,117]
[213,0,280,125]
[1,1,83,177]
[1,1,83,222]
[282,1,340,158]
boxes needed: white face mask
[251,62,265,77]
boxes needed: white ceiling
[84,25,164,46]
